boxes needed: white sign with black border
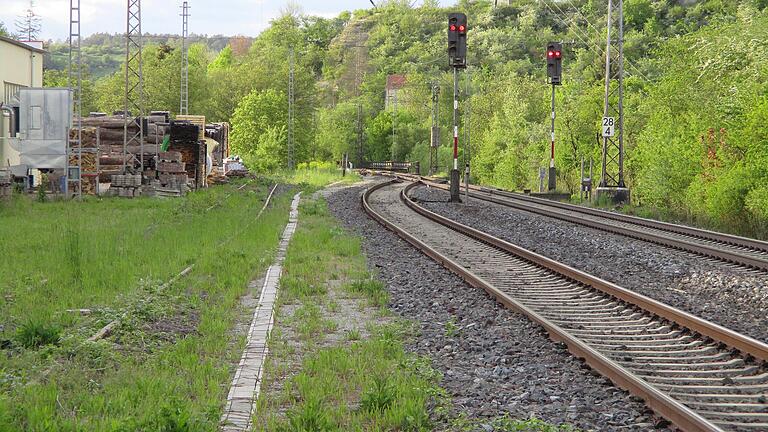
[602,116,615,137]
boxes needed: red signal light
[555,51,561,58]
[458,24,465,32]
[547,51,554,58]
[450,24,457,31]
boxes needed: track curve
[380,172,768,272]
[363,179,768,432]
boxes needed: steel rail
[362,179,768,432]
[474,184,768,253]
[382,172,768,271]
[399,181,768,361]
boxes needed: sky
[1,0,454,41]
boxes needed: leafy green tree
[230,88,287,168]
[0,21,11,37]
[94,42,209,116]
[43,69,98,114]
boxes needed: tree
[43,69,98,115]
[0,21,11,37]
[15,1,41,40]
[230,89,288,168]
[94,42,210,116]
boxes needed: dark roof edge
[0,35,46,53]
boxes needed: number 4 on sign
[602,117,615,137]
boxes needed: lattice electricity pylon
[599,0,626,188]
[180,1,189,115]
[354,43,364,166]
[123,0,145,173]
[287,48,295,170]
[67,0,83,198]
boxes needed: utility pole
[67,0,82,199]
[357,104,363,166]
[597,0,630,203]
[447,12,467,203]
[288,47,295,170]
[179,1,189,115]
[429,83,439,176]
[123,0,144,174]
[354,43,365,167]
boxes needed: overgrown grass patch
[255,196,442,431]
[279,198,366,304]
[0,180,292,430]
[265,325,439,431]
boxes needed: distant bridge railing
[364,161,420,174]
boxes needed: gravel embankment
[410,185,768,344]
[327,181,671,432]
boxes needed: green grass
[0,179,292,430]
[255,197,442,431]
[265,325,439,432]
[261,163,360,194]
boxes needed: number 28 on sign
[601,117,615,137]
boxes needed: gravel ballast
[410,185,768,344]
[327,181,671,431]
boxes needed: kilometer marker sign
[602,116,615,137]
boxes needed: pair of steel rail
[362,179,768,432]
[384,172,768,272]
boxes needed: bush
[15,320,61,348]
[361,375,396,413]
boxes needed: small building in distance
[0,35,45,168]
[385,74,406,110]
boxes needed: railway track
[363,179,768,432]
[385,172,768,272]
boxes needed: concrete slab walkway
[220,192,301,431]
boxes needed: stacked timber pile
[75,115,168,180]
[176,115,205,140]
[67,152,98,195]
[78,115,164,152]
[168,121,206,189]
[68,128,100,195]
[108,174,142,198]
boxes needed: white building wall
[0,38,44,169]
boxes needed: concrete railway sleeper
[362,179,768,432]
[379,172,768,272]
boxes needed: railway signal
[546,42,562,191]
[448,13,467,69]
[448,13,468,202]
[546,42,562,85]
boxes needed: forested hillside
[43,33,248,78]
[29,0,768,234]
